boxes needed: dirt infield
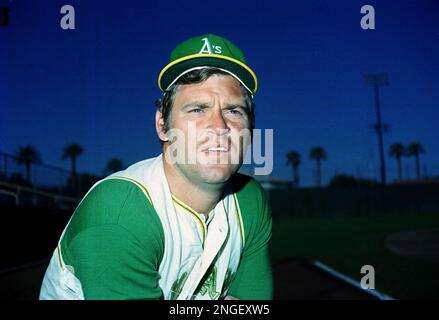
[272,258,381,300]
[384,228,439,260]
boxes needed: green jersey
[40,154,272,300]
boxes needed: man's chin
[198,164,240,184]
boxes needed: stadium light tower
[364,73,389,185]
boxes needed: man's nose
[208,109,229,134]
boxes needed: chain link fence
[0,152,80,209]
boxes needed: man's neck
[162,156,225,217]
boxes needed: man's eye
[189,108,203,113]
[227,109,243,116]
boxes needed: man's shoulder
[64,178,161,244]
[82,177,151,211]
[61,177,165,271]
[231,172,267,202]
[230,173,272,246]
[108,155,161,181]
[85,154,161,212]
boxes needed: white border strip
[313,261,394,300]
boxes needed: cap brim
[158,54,257,93]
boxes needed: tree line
[286,142,426,188]
[9,144,124,185]
[7,141,428,189]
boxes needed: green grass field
[270,213,439,300]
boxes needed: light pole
[364,73,389,185]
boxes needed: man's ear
[155,109,169,142]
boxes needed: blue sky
[1,0,438,186]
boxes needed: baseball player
[39,34,273,300]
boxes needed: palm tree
[286,151,301,187]
[407,142,425,180]
[105,158,123,174]
[309,146,327,187]
[15,145,41,183]
[389,143,406,182]
[62,143,83,178]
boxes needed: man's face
[159,75,251,186]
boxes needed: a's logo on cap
[199,37,222,55]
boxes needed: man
[40,34,273,300]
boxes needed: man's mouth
[207,147,228,152]
[201,145,230,154]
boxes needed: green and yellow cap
[158,34,258,94]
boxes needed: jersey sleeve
[228,176,273,299]
[60,179,165,299]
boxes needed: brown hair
[155,67,255,134]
